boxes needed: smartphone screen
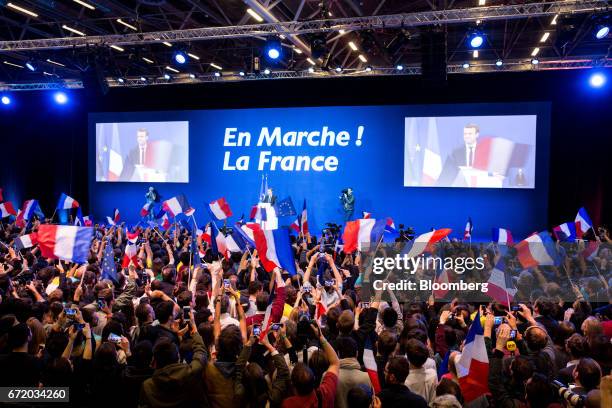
[494,316,503,326]
[509,329,517,339]
[253,325,261,336]
[183,306,191,320]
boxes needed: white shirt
[219,313,240,330]
[405,366,438,405]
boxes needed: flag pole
[50,209,57,224]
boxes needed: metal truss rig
[0,0,609,51]
[1,58,609,91]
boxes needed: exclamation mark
[356,125,364,146]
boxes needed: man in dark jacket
[377,356,427,408]
[139,310,208,407]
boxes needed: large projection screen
[404,115,536,188]
[95,121,189,183]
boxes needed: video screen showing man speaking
[95,121,189,183]
[404,115,536,188]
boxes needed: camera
[183,306,191,321]
[253,325,261,337]
[73,322,85,331]
[65,308,76,319]
[223,279,230,289]
[509,329,517,339]
[360,302,370,309]
[97,298,106,310]
[552,380,586,407]
[302,285,311,293]
[271,323,282,331]
[511,305,521,312]
[494,316,504,326]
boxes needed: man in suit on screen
[121,128,152,181]
[437,124,483,187]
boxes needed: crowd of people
[0,216,611,408]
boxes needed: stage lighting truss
[0,1,608,51]
[0,58,610,91]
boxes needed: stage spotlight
[214,72,221,77]
[531,58,539,65]
[239,71,245,76]
[174,51,188,64]
[1,95,10,105]
[589,72,606,88]
[396,64,404,71]
[365,66,372,72]
[140,76,147,82]
[307,67,314,73]
[462,62,470,69]
[25,61,36,71]
[495,59,503,67]
[163,73,171,80]
[263,68,271,75]
[189,73,196,79]
[468,31,484,48]
[595,24,609,39]
[265,38,282,60]
[117,77,125,84]
[335,66,343,72]
[54,91,68,104]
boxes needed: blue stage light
[469,32,484,48]
[174,51,188,64]
[589,72,606,88]
[265,38,282,60]
[1,95,10,105]
[25,61,36,71]
[595,25,609,39]
[54,91,68,104]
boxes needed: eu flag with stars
[275,197,296,217]
[101,240,118,283]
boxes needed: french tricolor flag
[204,222,228,259]
[208,197,232,221]
[0,201,17,218]
[245,224,296,275]
[37,225,93,263]
[486,259,517,307]
[362,211,372,219]
[112,208,120,224]
[20,199,39,221]
[515,231,559,268]
[159,212,171,230]
[342,219,389,253]
[457,312,490,403]
[140,202,153,217]
[363,338,381,394]
[162,194,191,217]
[300,199,308,235]
[553,222,577,242]
[463,217,473,240]
[402,228,453,259]
[15,233,38,250]
[575,207,593,238]
[56,193,79,210]
[491,228,513,245]
[122,231,140,267]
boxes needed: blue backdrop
[88,102,550,240]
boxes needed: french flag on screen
[553,222,577,241]
[162,194,191,217]
[208,197,233,221]
[515,231,559,268]
[57,193,79,210]
[37,225,93,263]
[0,201,17,218]
[15,233,38,250]
[575,207,593,238]
[492,228,513,245]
